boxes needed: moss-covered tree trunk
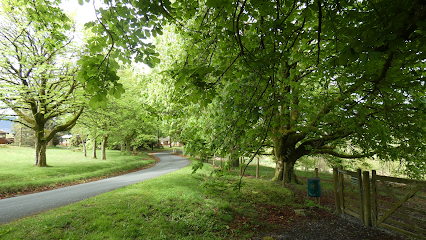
[272,133,306,184]
[36,142,47,167]
[34,126,48,167]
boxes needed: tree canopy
[145,0,426,180]
[2,0,426,179]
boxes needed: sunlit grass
[0,158,294,239]
[0,146,154,195]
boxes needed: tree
[157,0,426,181]
[11,121,35,147]
[75,66,160,159]
[0,1,84,166]
[70,125,90,157]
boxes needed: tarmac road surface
[0,151,190,225]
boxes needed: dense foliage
[2,0,426,180]
[154,0,426,180]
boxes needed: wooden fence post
[371,170,378,227]
[339,166,345,214]
[363,171,372,227]
[333,168,342,213]
[256,157,259,179]
[357,169,365,224]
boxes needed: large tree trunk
[92,138,97,159]
[271,134,306,184]
[34,131,48,167]
[34,141,39,165]
[101,134,108,160]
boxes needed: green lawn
[0,146,155,196]
[0,158,299,239]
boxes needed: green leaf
[89,96,99,109]
[368,51,383,60]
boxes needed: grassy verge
[210,158,335,190]
[0,157,301,239]
[0,146,155,197]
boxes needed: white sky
[60,0,97,25]
[59,0,152,73]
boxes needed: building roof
[159,137,170,141]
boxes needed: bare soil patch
[245,179,405,239]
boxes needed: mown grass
[0,157,299,239]
[0,146,155,196]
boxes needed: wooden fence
[333,168,371,226]
[333,168,426,239]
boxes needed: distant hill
[0,120,13,133]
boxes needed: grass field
[0,146,156,197]
[0,157,306,239]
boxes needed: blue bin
[307,177,321,197]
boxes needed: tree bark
[92,138,97,159]
[101,134,108,160]
[229,149,239,167]
[34,141,39,166]
[125,139,131,152]
[272,134,306,184]
[34,131,47,167]
[82,139,87,157]
[37,143,47,167]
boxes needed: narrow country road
[0,152,190,225]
